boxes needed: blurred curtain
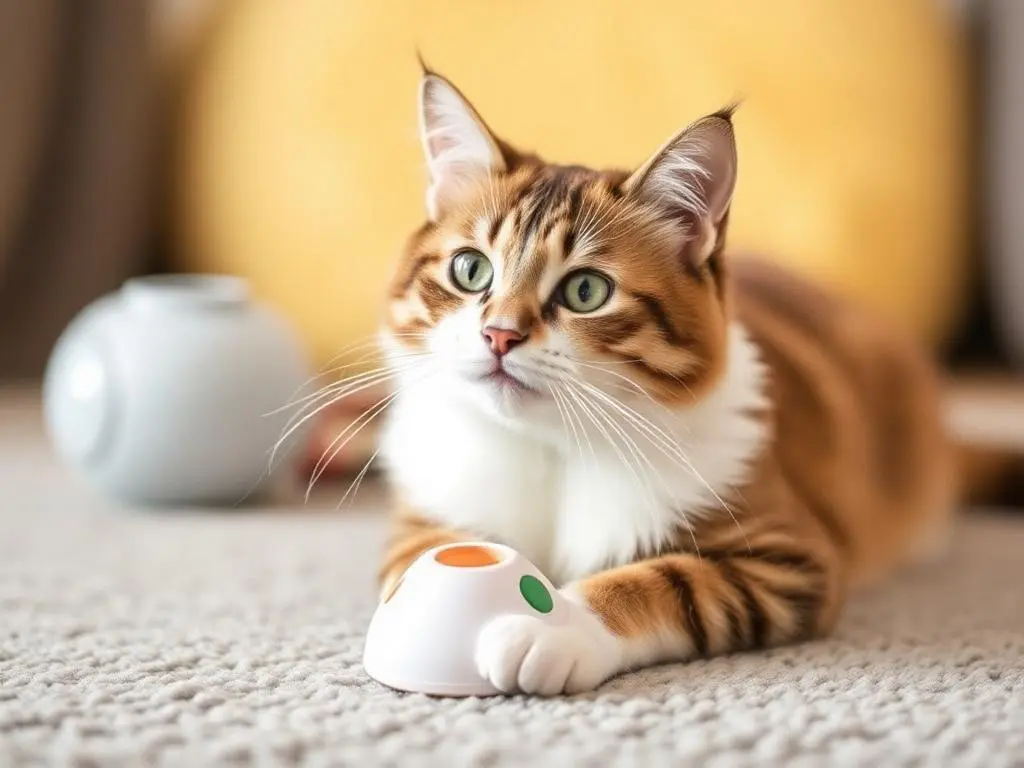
[0,1,153,379]
[988,0,1024,369]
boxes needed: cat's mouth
[477,365,540,397]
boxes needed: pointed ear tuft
[418,72,506,220]
[415,49,432,76]
[624,110,738,263]
[707,101,740,124]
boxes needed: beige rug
[2,389,1023,767]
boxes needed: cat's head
[384,69,737,422]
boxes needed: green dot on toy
[519,574,553,614]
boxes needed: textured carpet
[2,389,1024,767]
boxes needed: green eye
[560,270,612,313]
[450,249,493,293]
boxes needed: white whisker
[562,382,654,511]
[575,191,601,244]
[273,366,401,449]
[305,393,395,501]
[555,381,598,469]
[548,383,585,466]
[305,362,438,502]
[565,380,664,518]
[583,197,638,244]
[268,357,430,474]
[336,447,380,511]
[569,357,696,439]
[575,193,609,251]
[266,353,430,418]
[573,378,747,552]
[568,380,707,562]
[271,331,428,419]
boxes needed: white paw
[475,609,622,696]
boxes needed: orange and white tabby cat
[375,69,955,695]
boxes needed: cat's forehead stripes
[497,167,601,251]
[515,168,578,245]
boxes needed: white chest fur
[378,324,769,585]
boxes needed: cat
[374,67,955,695]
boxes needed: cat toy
[363,542,570,696]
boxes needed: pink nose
[482,327,525,357]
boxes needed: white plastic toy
[363,541,571,696]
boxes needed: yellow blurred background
[169,0,970,368]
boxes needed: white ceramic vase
[43,275,313,506]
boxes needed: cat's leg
[378,508,471,600]
[475,529,844,695]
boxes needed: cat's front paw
[475,610,622,696]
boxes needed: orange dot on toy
[434,545,503,568]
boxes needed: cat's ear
[623,108,737,265]
[418,71,506,220]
